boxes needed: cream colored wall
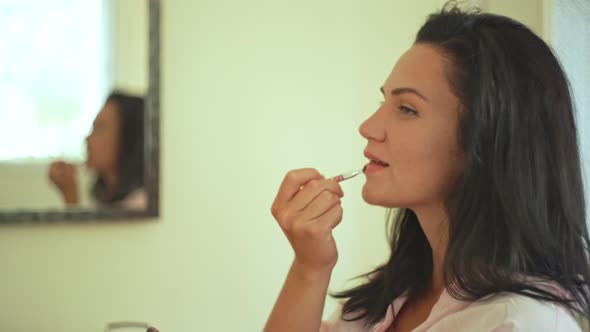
[0,163,62,209]
[483,0,545,37]
[0,1,445,330]
[0,162,97,210]
[110,0,148,94]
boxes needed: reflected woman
[48,91,147,210]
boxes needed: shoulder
[441,292,582,332]
[320,303,370,332]
[119,187,148,210]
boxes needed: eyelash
[379,101,418,116]
[399,105,418,116]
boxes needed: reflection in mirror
[47,92,146,210]
[0,0,159,221]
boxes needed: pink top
[320,289,582,332]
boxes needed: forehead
[384,43,453,104]
[95,100,119,122]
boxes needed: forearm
[264,260,332,332]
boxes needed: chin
[362,184,411,208]
[362,185,391,207]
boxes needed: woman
[265,3,590,332]
[48,91,146,210]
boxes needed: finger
[48,164,62,177]
[298,190,341,221]
[310,202,343,231]
[65,164,76,174]
[273,168,324,209]
[289,179,343,212]
[51,161,67,173]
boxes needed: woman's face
[86,100,121,174]
[359,43,464,209]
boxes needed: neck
[412,201,449,296]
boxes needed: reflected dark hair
[92,91,145,204]
[333,1,590,325]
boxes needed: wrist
[291,259,334,283]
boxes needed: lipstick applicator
[331,166,366,182]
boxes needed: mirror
[0,0,160,222]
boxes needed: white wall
[552,6,590,327]
[552,0,590,203]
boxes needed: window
[0,0,109,162]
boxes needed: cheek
[111,131,123,162]
[92,133,119,163]
[391,132,461,193]
[103,135,119,160]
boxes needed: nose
[359,107,386,142]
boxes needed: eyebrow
[380,86,430,102]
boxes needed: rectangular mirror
[0,0,160,222]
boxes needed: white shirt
[117,187,147,210]
[321,289,582,332]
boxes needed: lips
[364,151,390,167]
[369,159,389,167]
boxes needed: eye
[399,105,418,116]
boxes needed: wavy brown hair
[91,91,145,204]
[333,2,590,325]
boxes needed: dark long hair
[333,2,590,325]
[92,91,145,204]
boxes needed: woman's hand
[271,168,344,277]
[48,161,79,204]
[264,168,344,332]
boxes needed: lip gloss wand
[330,167,365,182]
